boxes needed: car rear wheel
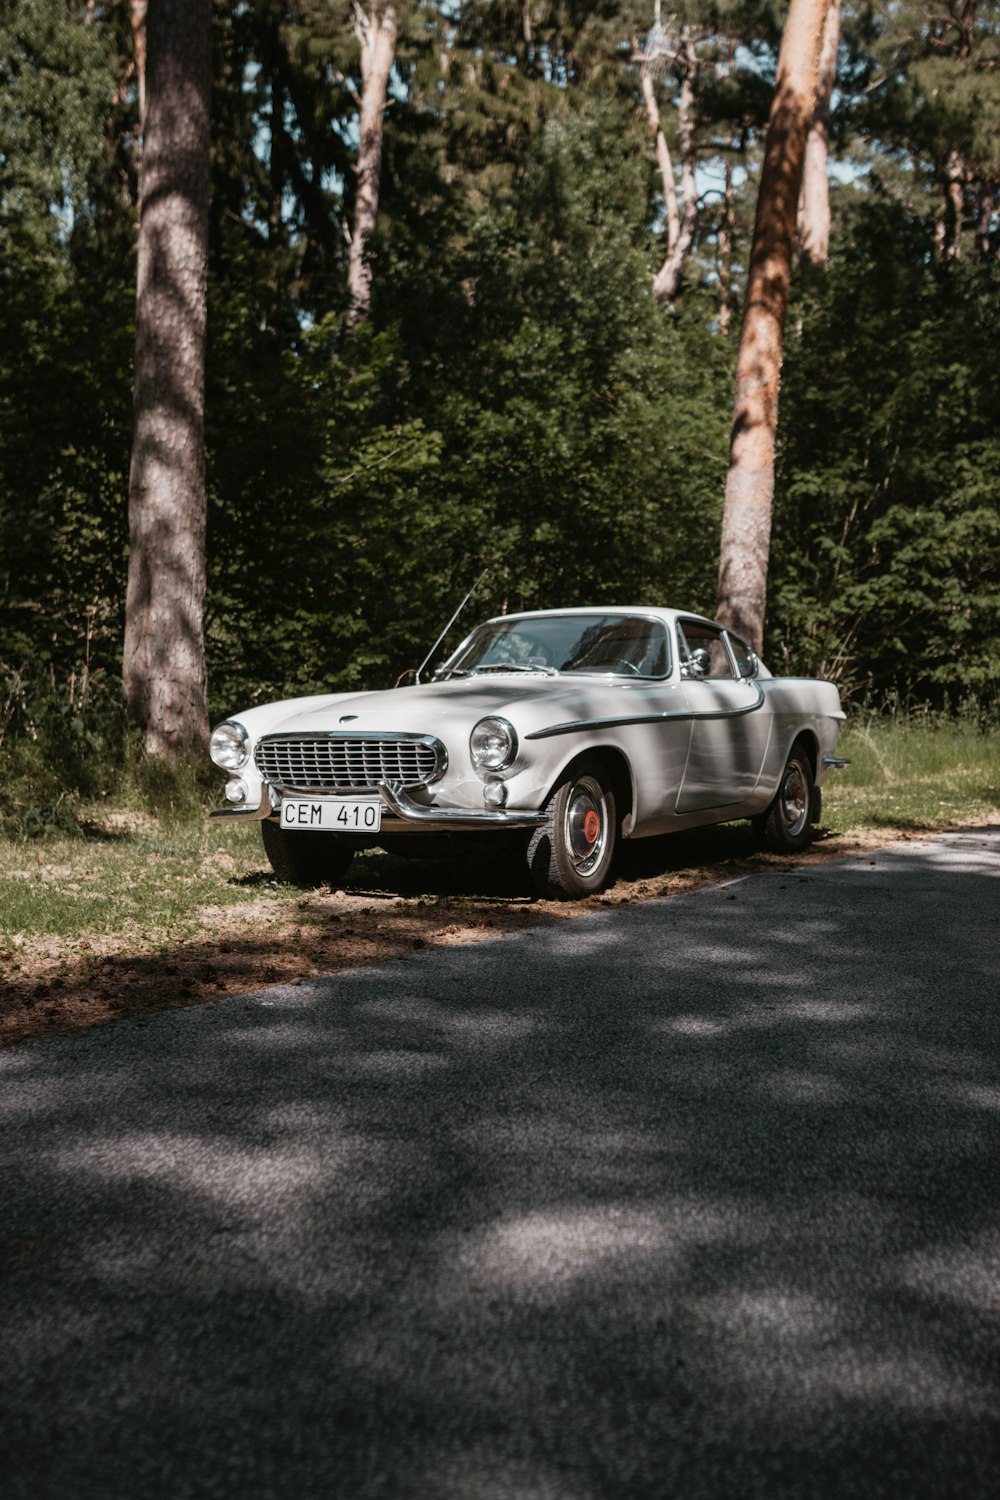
[527,757,617,900]
[261,820,355,888]
[753,743,814,854]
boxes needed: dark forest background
[1,0,998,797]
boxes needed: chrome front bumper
[210,782,548,832]
[209,788,278,821]
[377,782,547,831]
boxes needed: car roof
[481,606,721,630]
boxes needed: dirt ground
[0,822,958,1050]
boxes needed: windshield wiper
[469,662,557,676]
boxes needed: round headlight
[210,720,249,770]
[470,716,517,772]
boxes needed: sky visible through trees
[0,0,997,774]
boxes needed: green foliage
[0,0,120,269]
[415,102,732,619]
[0,0,134,805]
[206,312,455,705]
[0,243,134,759]
[1,0,999,800]
[205,102,732,712]
[0,659,127,837]
[771,201,1000,707]
[862,2,1000,183]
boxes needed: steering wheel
[609,659,641,676]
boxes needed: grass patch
[0,818,267,946]
[1,713,996,1048]
[2,715,995,950]
[823,714,999,832]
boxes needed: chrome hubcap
[780,761,808,837]
[565,777,608,875]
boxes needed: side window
[677,620,735,679]
[726,633,757,678]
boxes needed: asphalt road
[2,828,999,1500]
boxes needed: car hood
[238,675,660,744]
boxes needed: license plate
[279,798,381,833]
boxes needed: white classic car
[210,607,847,899]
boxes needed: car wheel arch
[541,745,634,832]
[790,730,823,825]
[527,752,622,899]
[783,727,819,779]
[753,733,817,854]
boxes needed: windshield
[437,614,670,679]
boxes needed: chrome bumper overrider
[210,782,548,831]
[209,788,278,821]
[378,782,548,830]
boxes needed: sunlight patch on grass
[0,718,997,956]
[823,717,999,833]
[0,820,267,944]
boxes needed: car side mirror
[681,648,711,679]
[745,651,759,678]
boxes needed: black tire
[261,820,355,888]
[753,742,815,854]
[526,756,617,900]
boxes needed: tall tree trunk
[715,38,737,333]
[346,2,397,327]
[269,58,286,246]
[977,182,996,260]
[130,0,147,127]
[718,153,733,334]
[797,0,839,266]
[640,66,680,251]
[123,0,212,756]
[652,30,698,302]
[715,0,829,654]
[942,148,966,259]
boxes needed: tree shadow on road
[2,835,999,1498]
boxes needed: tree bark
[652,31,698,302]
[640,67,680,251]
[942,148,966,259]
[123,0,212,755]
[715,0,829,654]
[718,154,733,334]
[797,0,839,266]
[269,54,286,247]
[977,182,996,260]
[130,0,147,127]
[346,2,397,327]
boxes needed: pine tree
[861,0,1000,260]
[346,2,397,323]
[716,0,830,653]
[123,0,212,754]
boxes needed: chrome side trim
[526,684,766,741]
[378,782,547,831]
[823,755,850,769]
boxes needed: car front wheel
[261,820,355,888]
[527,757,617,900]
[753,743,814,854]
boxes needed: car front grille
[255,733,444,793]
